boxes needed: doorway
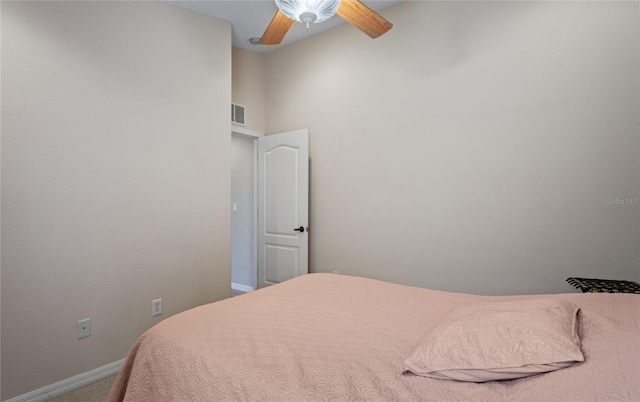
[231,131,258,293]
[231,127,310,293]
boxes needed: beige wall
[265,1,640,295]
[232,48,267,133]
[1,0,639,398]
[1,1,231,399]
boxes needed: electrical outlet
[152,299,162,316]
[77,318,91,338]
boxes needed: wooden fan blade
[260,10,294,45]
[337,0,392,39]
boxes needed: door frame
[231,126,262,293]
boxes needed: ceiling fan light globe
[275,0,341,24]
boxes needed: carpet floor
[47,374,116,402]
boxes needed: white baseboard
[231,282,255,293]
[5,359,124,402]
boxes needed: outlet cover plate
[152,299,162,316]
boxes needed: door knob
[293,226,305,233]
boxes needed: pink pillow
[404,299,584,382]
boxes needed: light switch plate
[77,319,91,338]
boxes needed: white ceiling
[163,0,403,53]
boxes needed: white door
[258,129,309,288]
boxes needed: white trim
[231,282,255,293]
[5,359,124,402]
[231,125,263,138]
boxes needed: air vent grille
[232,103,246,126]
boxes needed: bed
[108,273,639,401]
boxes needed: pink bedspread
[108,273,639,401]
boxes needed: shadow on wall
[381,1,541,79]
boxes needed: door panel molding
[258,129,309,288]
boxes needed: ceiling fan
[259,0,393,45]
